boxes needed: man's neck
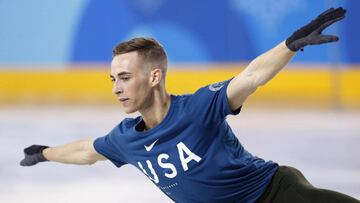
[139,91,171,131]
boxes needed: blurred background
[0,0,359,202]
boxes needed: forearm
[42,140,99,165]
[242,41,295,87]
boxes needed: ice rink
[1,105,359,202]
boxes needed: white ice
[1,106,359,202]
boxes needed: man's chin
[123,108,137,114]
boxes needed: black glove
[286,7,346,52]
[20,145,49,166]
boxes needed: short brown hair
[112,37,168,73]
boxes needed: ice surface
[1,106,359,202]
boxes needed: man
[20,7,359,203]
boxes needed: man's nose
[112,82,123,95]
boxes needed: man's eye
[121,77,130,81]
[110,78,115,82]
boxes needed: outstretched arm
[20,140,107,166]
[227,7,346,111]
[227,41,294,110]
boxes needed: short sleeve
[93,131,127,168]
[186,78,241,126]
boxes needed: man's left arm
[227,41,294,111]
[227,7,346,111]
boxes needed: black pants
[257,166,360,203]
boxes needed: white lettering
[158,153,177,178]
[176,142,202,171]
[137,142,202,183]
[138,161,159,183]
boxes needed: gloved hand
[20,145,49,166]
[286,7,346,52]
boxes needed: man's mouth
[119,98,129,102]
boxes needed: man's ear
[150,68,162,87]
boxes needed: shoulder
[112,116,142,134]
[175,94,191,102]
[186,79,232,101]
[172,94,193,109]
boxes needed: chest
[124,121,217,184]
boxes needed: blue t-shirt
[94,79,278,203]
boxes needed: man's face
[110,52,153,113]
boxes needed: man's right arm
[20,140,107,166]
